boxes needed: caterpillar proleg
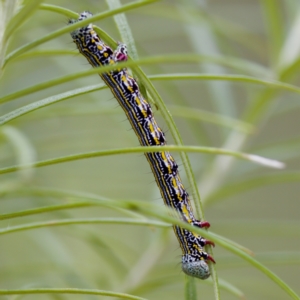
[69,11,215,280]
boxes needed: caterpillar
[69,11,215,280]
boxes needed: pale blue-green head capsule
[182,259,210,280]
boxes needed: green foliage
[0,0,299,299]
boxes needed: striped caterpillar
[69,11,215,280]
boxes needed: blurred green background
[0,0,299,299]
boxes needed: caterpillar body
[69,11,215,280]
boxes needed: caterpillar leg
[202,238,215,247]
[193,220,210,228]
[192,220,215,247]
[113,42,128,62]
[207,254,216,264]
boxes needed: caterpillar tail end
[68,11,93,38]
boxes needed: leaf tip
[246,154,285,169]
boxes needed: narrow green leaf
[0,125,36,180]
[107,0,139,60]
[0,218,168,236]
[4,0,44,41]
[0,84,105,125]
[169,105,255,134]
[149,73,300,95]
[204,172,300,205]
[38,3,75,17]
[217,278,245,299]
[0,202,94,220]
[260,0,284,67]
[0,145,284,176]
[0,288,147,300]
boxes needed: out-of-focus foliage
[0,0,299,299]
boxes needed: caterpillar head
[182,259,210,280]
